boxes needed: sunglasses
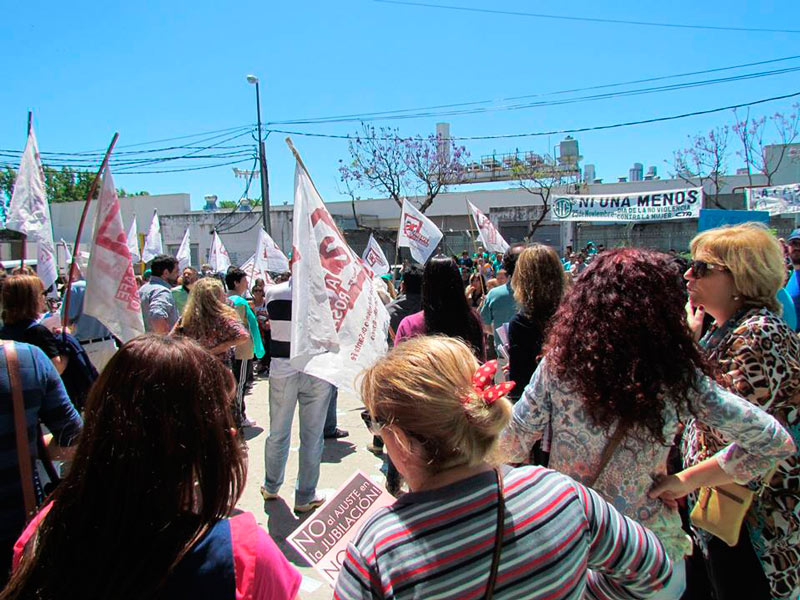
[688,259,730,279]
[360,410,387,436]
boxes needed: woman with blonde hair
[507,244,567,402]
[681,222,800,599]
[335,335,674,599]
[170,278,249,362]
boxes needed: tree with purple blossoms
[339,123,469,214]
[732,104,800,188]
[671,126,730,209]
[512,153,579,238]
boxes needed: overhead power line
[267,90,800,141]
[373,0,800,34]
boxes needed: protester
[384,264,423,341]
[495,268,508,285]
[250,284,271,376]
[683,223,800,600]
[138,255,179,333]
[507,244,566,402]
[3,335,301,599]
[336,335,675,599]
[568,252,586,278]
[464,271,485,309]
[0,275,68,374]
[485,277,499,292]
[170,278,249,362]
[0,341,82,586]
[481,243,525,353]
[783,228,800,329]
[502,248,795,599]
[61,279,116,373]
[170,266,198,316]
[395,256,485,361]
[262,275,332,514]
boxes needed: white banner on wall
[551,187,703,222]
[746,183,800,215]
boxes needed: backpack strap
[3,342,37,520]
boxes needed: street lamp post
[247,74,271,235]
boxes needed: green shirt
[228,294,265,359]
[171,286,190,316]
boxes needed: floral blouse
[172,316,248,363]
[502,358,794,562]
[682,307,800,599]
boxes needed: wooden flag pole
[464,199,486,294]
[61,133,119,331]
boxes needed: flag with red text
[209,231,231,273]
[397,198,443,264]
[361,234,390,276]
[290,151,388,392]
[468,200,509,253]
[84,168,145,342]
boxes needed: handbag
[689,430,775,547]
[3,341,38,522]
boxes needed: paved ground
[235,374,385,600]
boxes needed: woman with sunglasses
[336,335,675,599]
[502,247,794,600]
[3,335,301,600]
[681,223,800,600]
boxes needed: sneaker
[366,443,384,456]
[324,428,349,439]
[294,495,326,514]
[260,486,279,501]
[241,418,257,428]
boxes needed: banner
[361,234,390,276]
[126,217,141,263]
[397,198,443,264]
[84,168,145,342]
[209,231,231,273]
[255,228,290,274]
[141,210,163,263]
[551,187,703,222]
[287,470,395,586]
[746,183,800,215]
[290,150,389,393]
[467,201,509,253]
[176,229,191,271]
[7,127,57,291]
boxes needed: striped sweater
[334,466,672,600]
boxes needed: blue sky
[2,0,799,212]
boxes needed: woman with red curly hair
[502,248,794,599]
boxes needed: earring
[732,294,741,301]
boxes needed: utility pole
[247,74,271,234]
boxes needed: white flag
[242,253,274,285]
[126,217,141,263]
[254,227,290,276]
[468,201,509,253]
[59,238,81,282]
[209,231,231,273]
[290,153,389,393]
[397,198,443,264]
[141,211,163,263]
[7,127,57,291]
[176,229,191,271]
[84,168,145,342]
[361,234,390,276]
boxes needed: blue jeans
[264,372,332,505]
[323,386,339,437]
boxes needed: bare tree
[512,153,579,238]
[733,104,800,187]
[671,126,730,209]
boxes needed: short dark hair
[225,268,247,291]
[401,264,423,295]
[502,243,527,277]
[150,255,178,278]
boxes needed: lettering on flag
[361,234,389,276]
[255,228,290,275]
[290,148,389,393]
[209,231,231,272]
[84,168,145,342]
[468,201,509,253]
[396,199,443,264]
[287,470,395,587]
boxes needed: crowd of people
[0,221,798,599]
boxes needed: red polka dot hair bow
[470,360,515,405]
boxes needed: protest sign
[287,470,395,586]
[467,201,509,253]
[361,234,390,276]
[288,139,389,393]
[551,187,703,222]
[746,183,800,215]
[397,199,443,263]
